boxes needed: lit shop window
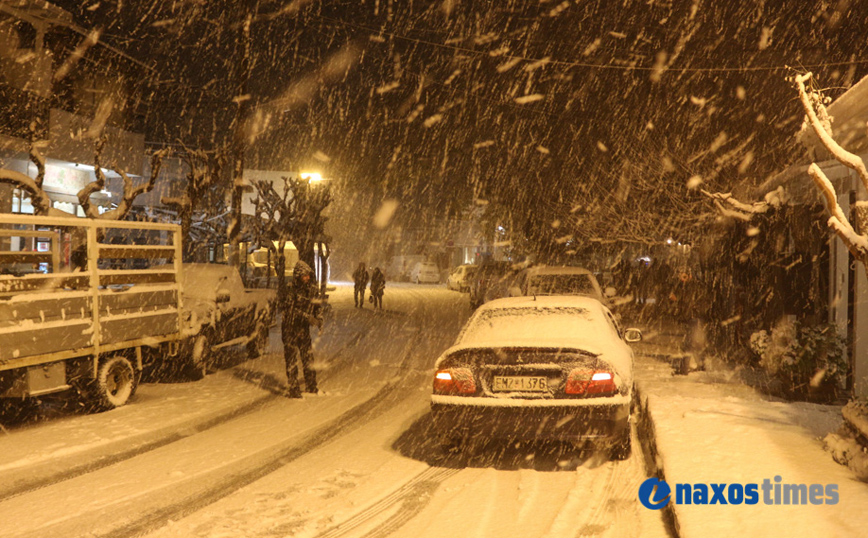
[11,189,34,214]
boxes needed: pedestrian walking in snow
[370,267,385,309]
[352,262,370,307]
[280,260,322,397]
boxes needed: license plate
[492,376,548,392]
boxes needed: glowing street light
[300,172,323,183]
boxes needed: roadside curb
[634,382,681,538]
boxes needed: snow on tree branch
[796,73,868,193]
[796,72,868,272]
[808,163,868,258]
[701,186,787,221]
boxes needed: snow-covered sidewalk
[633,324,868,538]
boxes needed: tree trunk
[228,0,256,269]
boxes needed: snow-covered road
[0,285,668,538]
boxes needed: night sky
[48,0,868,250]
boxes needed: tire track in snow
[575,461,621,537]
[468,468,504,538]
[516,469,538,523]
[99,289,446,538]
[312,466,461,538]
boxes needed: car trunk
[440,347,616,399]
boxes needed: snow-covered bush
[750,318,846,401]
[749,330,769,362]
[825,403,868,482]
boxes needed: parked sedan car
[411,261,441,284]
[468,260,514,309]
[446,264,478,292]
[430,295,641,458]
[511,265,608,305]
[179,263,276,378]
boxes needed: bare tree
[77,136,167,221]
[251,177,292,291]
[250,174,331,338]
[795,72,868,279]
[0,137,66,217]
[1,134,166,220]
[161,146,227,259]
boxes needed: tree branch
[808,163,868,260]
[0,140,65,216]
[78,136,108,218]
[796,72,868,193]
[0,170,56,216]
[701,187,786,220]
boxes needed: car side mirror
[624,328,642,343]
[216,291,231,304]
[508,286,522,297]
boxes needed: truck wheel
[189,332,212,380]
[93,355,137,410]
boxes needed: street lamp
[300,172,323,183]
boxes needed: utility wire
[313,14,868,74]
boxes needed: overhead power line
[314,14,868,74]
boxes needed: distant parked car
[446,264,477,292]
[180,264,276,378]
[389,255,426,282]
[468,261,515,309]
[430,295,642,459]
[411,261,441,284]
[510,265,608,305]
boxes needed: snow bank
[634,353,868,538]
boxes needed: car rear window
[459,306,600,344]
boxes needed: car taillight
[565,369,618,396]
[433,368,476,395]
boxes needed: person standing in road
[370,267,385,310]
[352,262,370,307]
[281,260,322,397]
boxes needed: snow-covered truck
[0,214,273,410]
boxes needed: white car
[430,295,641,459]
[511,266,607,305]
[411,261,441,284]
[446,264,478,292]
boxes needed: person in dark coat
[369,267,385,309]
[352,262,369,307]
[281,260,321,397]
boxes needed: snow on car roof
[444,295,632,377]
